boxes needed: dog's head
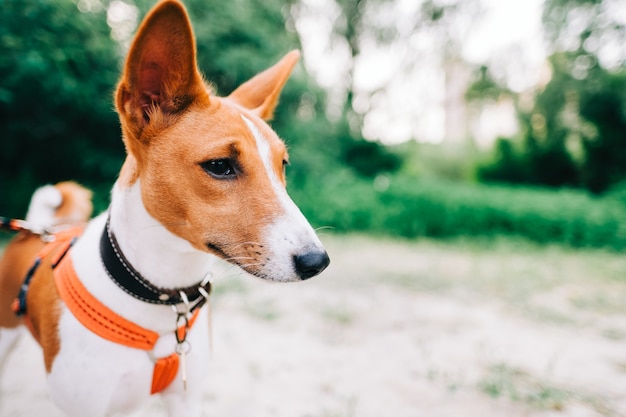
[114,0,329,281]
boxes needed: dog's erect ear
[227,50,300,121]
[116,0,207,139]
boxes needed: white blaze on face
[241,115,286,199]
[241,115,325,281]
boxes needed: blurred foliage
[0,0,123,217]
[474,0,626,194]
[291,172,626,250]
[0,0,397,218]
[2,0,625,251]
[579,69,626,192]
[325,0,406,178]
[0,0,331,215]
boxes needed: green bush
[290,174,626,250]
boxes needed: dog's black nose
[293,250,330,280]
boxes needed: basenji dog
[0,1,329,415]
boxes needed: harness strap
[11,223,203,394]
[151,353,181,395]
[54,256,160,349]
[53,252,200,394]
[0,217,27,233]
[12,227,83,317]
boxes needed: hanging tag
[176,340,191,391]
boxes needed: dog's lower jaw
[109,177,328,283]
[109,180,219,291]
[68,180,218,336]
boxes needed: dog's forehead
[217,97,286,153]
[152,98,287,173]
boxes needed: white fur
[242,115,326,281]
[24,114,324,416]
[47,181,212,417]
[25,185,62,228]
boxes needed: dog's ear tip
[286,49,301,60]
[226,50,301,120]
[152,0,187,14]
[282,50,301,68]
[116,0,206,139]
[141,0,194,39]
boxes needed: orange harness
[16,229,198,394]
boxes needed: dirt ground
[1,234,626,417]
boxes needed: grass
[325,232,624,288]
[478,363,622,417]
[3,229,625,415]
[478,363,571,411]
[318,232,626,344]
[243,298,281,321]
[4,230,625,327]
[318,233,626,416]
[292,174,626,250]
[320,305,355,326]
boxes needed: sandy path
[1,235,625,417]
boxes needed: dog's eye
[201,159,237,179]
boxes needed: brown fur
[0,0,304,379]
[0,233,47,329]
[113,0,300,271]
[25,250,63,372]
[53,182,93,226]
[0,182,92,369]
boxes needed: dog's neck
[108,180,217,290]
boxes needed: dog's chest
[47,305,210,416]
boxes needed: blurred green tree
[0,0,340,217]
[0,0,123,216]
[541,0,626,192]
[473,0,626,193]
[578,69,626,193]
[305,0,406,178]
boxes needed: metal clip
[175,313,189,344]
[200,271,213,289]
[176,339,192,391]
[172,290,192,391]
[41,231,56,243]
[173,290,191,344]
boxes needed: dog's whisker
[219,241,264,249]
[134,222,187,235]
[221,255,256,263]
[237,262,264,269]
[214,258,257,275]
[156,221,187,228]
[212,257,264,276]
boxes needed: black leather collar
[99,216,211,311]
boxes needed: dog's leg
[0,186,61,372]
[0,327,23,371]
[0,190,56,379]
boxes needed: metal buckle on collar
[198,271,212,300]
